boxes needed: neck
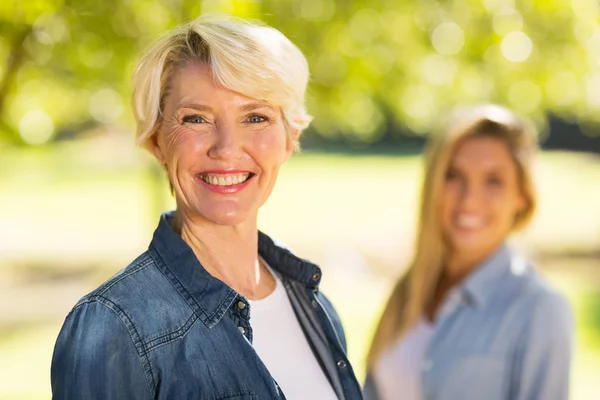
[174,209,271,299]
[444,243,502,287]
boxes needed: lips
[198,172,253,187]
[454,213,485,230]
[195,170,255,194]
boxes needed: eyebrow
[238,102,275,112]
[450,163,509,174]
[177,103,213,112]
[177,101,275,113]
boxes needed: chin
[192,204,252,226]
[449,233,488,253]
[202,212,249,226]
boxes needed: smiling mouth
[198,172,254,187]
[454,214,485,229]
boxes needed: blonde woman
[364,105,573,400]
[51,15,362,399]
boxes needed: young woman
[364,105,573,400]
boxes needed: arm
[51,299,153,399]
[511,291,574,400]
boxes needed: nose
[458,180,481,208]
[207,122,242,160]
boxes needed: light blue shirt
[365,244,574,400]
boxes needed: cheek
[488,190,521,224]
[163,128,206,164]
[252,128,289,165]
[441,182,459,214]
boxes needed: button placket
[232,297,251,342]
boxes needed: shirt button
[422,360,433,371]
[237,300,246,310]
[238,326,246,335]
[336,360,347,369]
[311,272,321,282]
[311,300,318,308]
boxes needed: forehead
[450,136,515,171]
[168,61,258,106]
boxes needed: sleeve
[317,292,348,354]
[511,291,574,400]
[51,300,153,399]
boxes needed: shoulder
[68,251,195,344]
[508,264,574,344]
[523,281,573,338]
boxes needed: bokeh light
[431,22,465,55]
[89,88,124,124]
[19,110,54,145]
[421,54,457,86]
[501,31,533,62]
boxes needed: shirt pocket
[434,355,508,400]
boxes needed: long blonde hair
[366,104,538,369]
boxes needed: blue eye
[248,114,267,123]
[183,115,205,124]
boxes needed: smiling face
[150,62,296,226]
[441,136,526,258]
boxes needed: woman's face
[441,136,526,257]
[150,62,295,226]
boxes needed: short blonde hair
[367,104,538,369]
[131,14,312,149]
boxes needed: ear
[515,192,528,217]
[148,132,166,164]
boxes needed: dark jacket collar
[148,211,322,327]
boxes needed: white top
[372,319,435,400]
[249,270,338,400]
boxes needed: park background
[1,0,599,398]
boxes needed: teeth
[201,173,250,187]
[456,214,483,229]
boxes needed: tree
[1,0,598,146]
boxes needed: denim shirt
[51,212,363,400]
[364,245,574,400]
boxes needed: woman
[364,105,573,400]
[51,15,362,400]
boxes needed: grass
[1,141,599,399]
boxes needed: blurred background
[1,0,599,398]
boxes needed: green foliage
[1,0,599,145]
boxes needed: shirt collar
[460,243,513,308]
[148,211,322,327]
